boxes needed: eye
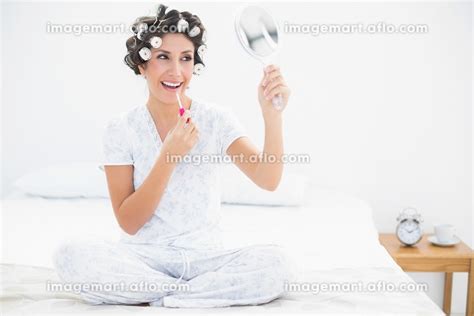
[157,54,168,60]
[182,55,193,61]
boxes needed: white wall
[2,1,472,314]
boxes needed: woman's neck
[147,93,192,125]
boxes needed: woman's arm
[226,65,290,191]
[104,152,176,235]
[226,115,283,191]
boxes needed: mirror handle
[272,94,284,111]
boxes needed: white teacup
[434,224,456,243]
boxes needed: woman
[53,4,293,308]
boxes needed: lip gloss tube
[176,92,190,123]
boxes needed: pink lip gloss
[176,92,190,123]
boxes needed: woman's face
[139,33,195,104]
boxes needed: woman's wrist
[263,110,283,125]
[157,148,178,169]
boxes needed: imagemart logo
[46,280,190,294]
[284,280,429,295]
[283,21,429,36]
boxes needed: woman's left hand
[258,64,291,118]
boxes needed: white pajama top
[100,98,248,250]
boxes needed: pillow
[219,164,309,206]
[12,162,109,198]
[12,162,309,206]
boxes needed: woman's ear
[138,65,146,78]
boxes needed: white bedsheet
[0,188,444,315]
[1,263,443,315]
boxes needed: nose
[168,59,182,78]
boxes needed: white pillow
[12,162,108,198]
[219,164,308,206]
[12,162,309,206]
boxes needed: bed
[1,183,444,315]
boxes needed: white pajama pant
[52,240,294,308]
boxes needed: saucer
[428,235,460,247]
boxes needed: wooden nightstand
[379,233,474,316]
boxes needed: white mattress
[0,189,444,315]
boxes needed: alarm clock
[396,207,423,246]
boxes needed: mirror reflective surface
[235,5,279,61]
[235,5,284,110]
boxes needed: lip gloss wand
[176,92,190,123]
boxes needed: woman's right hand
[161,110,199,159]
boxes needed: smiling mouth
[161,81,183,89]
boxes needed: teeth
[162,81,181,87]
